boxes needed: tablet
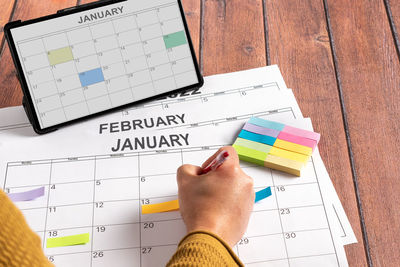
[5,0,203,134]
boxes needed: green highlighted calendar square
[47,46,74,66]
[163,31,187,49]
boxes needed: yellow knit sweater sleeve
[167,231,244,267]
[0,190,53,267]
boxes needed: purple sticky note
[243,122,280,138]
[8,187,45,202]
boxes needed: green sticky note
[233,144,267,166]
[48,46,74,66]
[163,31,187,49]
[234,138,273,154]
[46,233,90,248]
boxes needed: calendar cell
[245,210,282,237]
[132,82,155,100]
[41,109,67,127]
[72,41,97,59]
[29,67,54,85]
[61,88,85,106]
[87,95,112,113]
[43,33,69,51]
[175,70,197,88]
[93,224,140,250]
[34,80,58,99]
[24,53,49,71]
[117,29,141,46]
[136,10,159,27]
[51,159,95,184]
[172,57,194,74]
[91,21,114,39]
[113,16,137,33]
[64,102,90,120]
[110,89,134,107]
[44,227,93,255]
[161,18,183,36]
[158,5,180,21]
[9,185,49,210]
[37,94,63,113]
[129,69,152,87]
[57,75,82,93]
[52,61,76,79]
[146,50,169,67]
[167,44,191,61]
[141,245,177,267]
[285,229,335,258]
[289,254,338,267]
[95,177,139,202]
[45,204,93,229]
[93,200,140,225]
[275,183,322,208]
[242,166,273,188]
[95,35,119,52]
[143,37,165,54]
[107,75,130,93]
[48,253,91,267]
[99,49,122,66]
[122,42,145,58]
[67,27,93,45]
[84,82,108,100]
[150,63,173,80]
[141,219,186,247]
[103,62,126,80]
[247,260,289,267]
[48,181,94,206]
[280,205,329,232]
[76,54,101,73]
[139,23,163,41]
[139,152,181,176]
[237,234,287,264]
[153,76,176,93]
[91,248,140,267]
[125,56,148,73]
[139,174,177,198]
[96,156,139,179]
[18,39,45,57]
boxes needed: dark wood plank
[326,0,400,266]
[0,1,16,48]
[202,0,266,76]
[265,1,368,266]
[0,0,77,108]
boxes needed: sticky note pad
[264,154,303,176]
[232,117,320,176]
[255,187,272,202]
[238,130,276,146]
[8,187,45,202]
[142,199,180,214]
[46,233,90,248]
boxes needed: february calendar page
[8,0,199,129]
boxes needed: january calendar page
[6,0,201,131]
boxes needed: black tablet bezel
[4,0,203,134]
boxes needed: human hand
[177,146,255,247]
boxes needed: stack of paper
[0,66,355,266]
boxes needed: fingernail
[223,151,229,158]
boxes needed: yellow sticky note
[274,139,312,156]
[264,154,303,176]
[142,199,180,214]
[46,233,90,248]
[269,147,309,164]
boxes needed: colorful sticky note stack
[232,117,320,176]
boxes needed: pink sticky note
[282,125,320,142]
[278,131,317,150]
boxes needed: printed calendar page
[9,0,199,128]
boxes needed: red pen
[201,150,229,174]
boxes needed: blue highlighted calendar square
[79,68,105,87]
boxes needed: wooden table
[1,1,399,266]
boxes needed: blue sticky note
[248,117,285,131]
[255,187,272,203]
[79,68,105,87]
[238,130,277,146]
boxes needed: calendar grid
[15,1,199,128]
[4,143,338,266]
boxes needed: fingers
[177,164,202,184]
[201,146,240,169]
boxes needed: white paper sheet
[0,115,348,267]
[0,66,355,245]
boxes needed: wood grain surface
[326,0,400,266]
[1,0,400,266]
[264,1,367,266]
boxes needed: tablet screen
[9,0,199,129]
